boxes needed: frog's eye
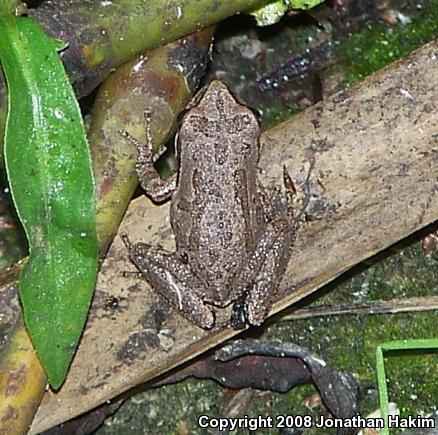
[227,114,256,135]
[185,115,221,139]
[186,115,208,134]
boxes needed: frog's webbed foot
[124,240,216,329]
[119,111,176,203]
[229,296,249,330]
[230,217,295,327]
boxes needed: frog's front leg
[122,234,216,329]
[119,110,176,202]
[230,219,295,328]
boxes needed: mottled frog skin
[123,81,295,329]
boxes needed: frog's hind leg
[231,219,295,328]
[126,241,216,329]
[230,168,296,328]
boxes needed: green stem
[91,28,214,249]
[0,0,21,16]
[32,0,269,73]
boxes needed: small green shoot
[376,339,438,435]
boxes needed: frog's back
[171,81,263,302]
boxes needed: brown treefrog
[122,81,295,329]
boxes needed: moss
[101,380,222,434]
[385,349,437,416]
[262,105,300,131]
[338,0,438,86]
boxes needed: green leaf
[0,16,98,389]
[251,0,324,26]
[289,0,324,9]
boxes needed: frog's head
[179,80,260,162]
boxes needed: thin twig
[279,296,438,321]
